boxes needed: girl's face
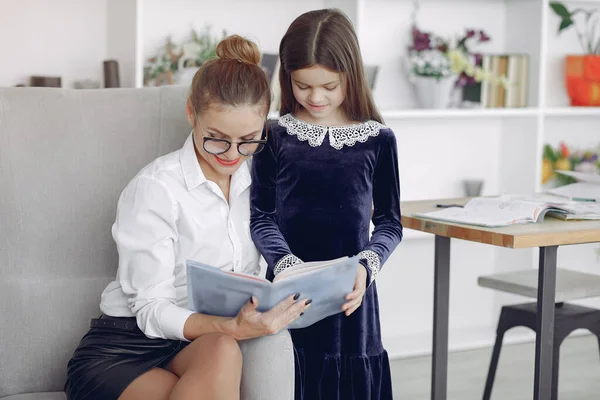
[186,101,265,180]
[291,65,346,123]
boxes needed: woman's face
[187,101,265,180]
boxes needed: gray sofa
[0,86,294,400]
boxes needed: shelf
[380,108,540,120]
[543,107,600,117]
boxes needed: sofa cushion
[0,86,190,397]
[1,393,66,400]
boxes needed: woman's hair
[278,9,382,124]
[189,35,271,116]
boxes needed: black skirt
[64,314,188,400]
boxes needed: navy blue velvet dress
[250,113,403,400]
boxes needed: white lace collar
[278,113,385,150]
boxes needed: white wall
[141,0,324,64]
[0,0,108,89]
[106,0,138,88]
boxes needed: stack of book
[462,54,529,108]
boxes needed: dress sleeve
[250,131,302,276]
[111,176,194,340]
[359,130,403,286]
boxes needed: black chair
[478,268,600,400]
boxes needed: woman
[64,35,309,400]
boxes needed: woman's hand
[225,294,311,340]
[342,264,367,316]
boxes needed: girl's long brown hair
[278,9,383,124]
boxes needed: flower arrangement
[542,141,600,185]
[144,27,226,86]
[550,2,600,55]
[407,25,508,88]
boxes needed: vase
[565,55,600,106]
[412,75,457,109]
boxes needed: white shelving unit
[105,0,600,358]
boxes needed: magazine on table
[416,194,600,227]
[186,256,359,329]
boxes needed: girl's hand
[226,294,311,340]
[342,264,367,316]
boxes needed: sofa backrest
[0,86,190,396]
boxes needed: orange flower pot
[565,55,600,106]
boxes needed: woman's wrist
[218,317,242,340]
[183,312,237,341]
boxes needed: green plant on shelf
[550,1,600,54]
[144,26,227,86]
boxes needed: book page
[549,202,600,220]
[273,256,349,282]
[465,196,549,222]
[419,196,551,227]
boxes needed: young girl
[250,8,403,400]
[64,35,308,400]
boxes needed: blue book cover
[186,256,358,329]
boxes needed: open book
[186,256,358,329]
[417,194,600,227]
[546,170,600,202]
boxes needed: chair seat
[478,268,600,302]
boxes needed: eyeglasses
[202,136,266,156]
[191,103,268,156]
[202,127,268,157]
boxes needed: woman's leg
[166,332,243,400]
[118,368,179,400]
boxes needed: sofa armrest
[239,329,294,400]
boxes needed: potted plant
[407,26,507,108]
[407,26,456,108]
[144,26,226,87]
[550,2,600,106]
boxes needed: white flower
[408,49,453,78]
[575,161,599,173]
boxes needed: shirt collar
[180,131,252,194]
[180,132,207,191]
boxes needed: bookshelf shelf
[544,107,600,117]
[381,108,540,120]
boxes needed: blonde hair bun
[216,35,261,66]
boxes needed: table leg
[432,235,451,400]
[534,246,558,400]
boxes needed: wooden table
[401,198,600,400]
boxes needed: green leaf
[550,2,571,18]
[559,17,574,32]
[544,144,557,163]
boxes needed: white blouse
[100,133,260,341]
